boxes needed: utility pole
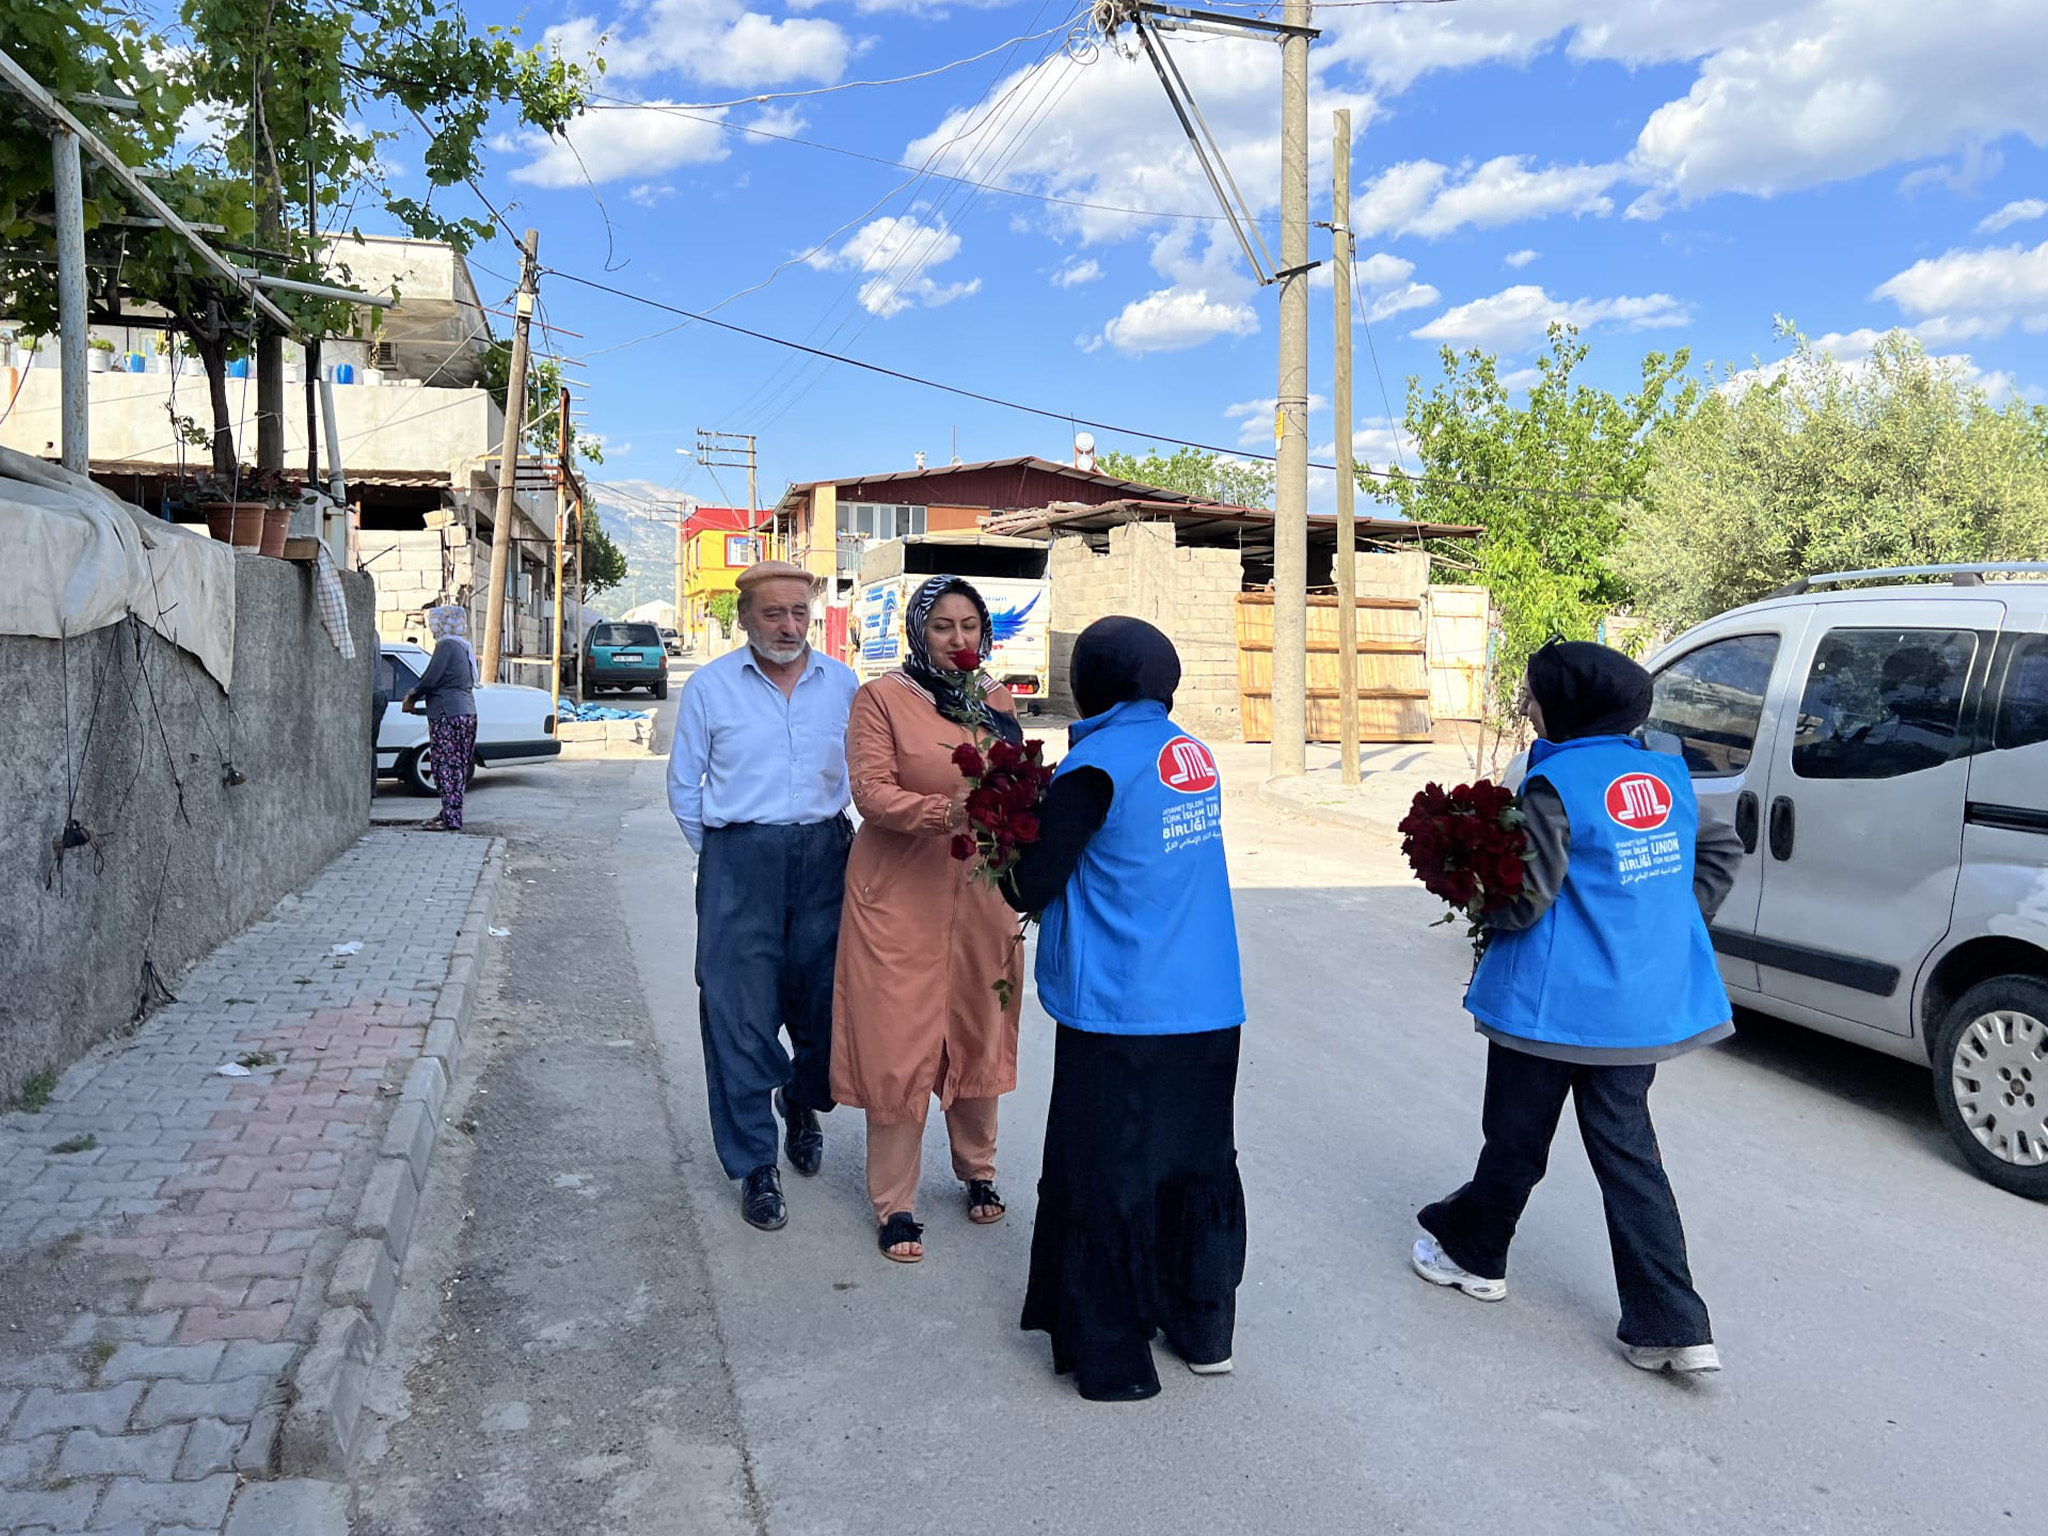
[52,126,87,474]
[695,428,761,546]
[1271,0,1312,777]
[674,500,687,635]
[480,228,539,686]
[551,386,569,727]
[1333,107,1360,786]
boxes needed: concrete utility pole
[1333,107,1360,786]
[695,428,762,548]
[480,228,540,686]
[52,126,88,474]
[1271,0,1312,777]
[674,501,687,631]
[552,386,570,726]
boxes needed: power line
[1352,249,1409,477]
[543,265,1603,501]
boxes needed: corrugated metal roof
[981,498,1481,546]
[777,455,1198,509]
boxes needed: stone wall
[1048,523,1244,740]
[0,558,376,1103]
[363,507,553,672]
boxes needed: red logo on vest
[1605,773,1673,831]
[1158,736,1218,794]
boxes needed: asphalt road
[352,665,2048,1535]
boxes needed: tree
[1618,329,2048,633]
[1097,446,1274,508]
[581,516,627,596]
[1368,324,1698,710]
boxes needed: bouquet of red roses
[1397,779,1533,960]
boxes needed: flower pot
[88,351,111,374]
[201,501,267,549]
[260,503,290,558]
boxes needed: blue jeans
[1420,1043,1713,1349]
[694,819,850,1179]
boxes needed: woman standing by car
[832,576,1026,1263]
[403,604,479,832]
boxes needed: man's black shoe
[741,1165,787,1230]
[776,1088,824,1178]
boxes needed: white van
[1640,563,2048,1197]
[851,533,1051,708]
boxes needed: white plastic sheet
[0,445,236,688]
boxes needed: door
[1425,586,1489,721]
[1644,621,1804,993]
[1751,600,2005,1034]
[375,653,424,766]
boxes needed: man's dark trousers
[1419,1042,1713,1349]
[695,818,851,1179]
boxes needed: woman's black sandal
[965,1180,1005,1225]
[877,1211,924,1263]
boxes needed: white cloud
[810,215,981,318]
[1504,249,1540,268]
[1722,328,2022,402]
[1411,284,1691,349]
[1366,283,1441,323]
[549,0,851,90]
[514,106,729,187]
[629,183,676,207]
[1980,198,2048,233]
[1355,157,1618,239]
[1227,393,1329,449]
[1095,288,1259,355]
[1054,258,1103,289]
[1353,252,1415,288]
[1498,367,1545,391]
[1873,239,2048,340]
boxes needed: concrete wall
[361,506,555,675]
[0,559,375,1103]
[1048,523,1243,741]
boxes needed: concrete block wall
[0,559,376,1103]
[1047,523,1243,739]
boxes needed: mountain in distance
[586,477,692,619]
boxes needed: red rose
[949,833,977,861]
[950,648,982,673]
[987,740,1023,771]
[951,742,986,777]
[1009,812,1041,843]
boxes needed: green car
[584,622,670,698]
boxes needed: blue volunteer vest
[1464,735,1730,1051]
[1035,700,1246,1035]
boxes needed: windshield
[592,625,661,648]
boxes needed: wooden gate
[1235,592,1432,743]
[1424,585,1489,721]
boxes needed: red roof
[685,505,773,535]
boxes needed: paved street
[348,669,2048,1536]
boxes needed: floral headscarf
[902,575,1021,745]
[425,604,476,683]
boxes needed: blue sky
[420,0,2048,509]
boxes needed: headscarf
[426,604,477,685]
[1072,616,1181,720]
[902,575,1023,745]
[1525,639,1652,742]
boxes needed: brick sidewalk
[0,830,491,1535]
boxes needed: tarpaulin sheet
[0,447,236,689]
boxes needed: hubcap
[1950,1009,2048,1167]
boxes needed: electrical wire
[1351,249,1409,477]
[542,265,1607,500]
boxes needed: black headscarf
[1072,616,1181,720]
[1526,640,1653,742]
[902,575,1023,745]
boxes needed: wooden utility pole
[479,228,539,685]
[1271,0,1312,777]
[1334,108,1360,785]
[551,385,570,726]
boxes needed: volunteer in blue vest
[1002,617,1246,1403]
[1411,640,1744,1374]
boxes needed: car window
[1994,634,2048,751]
[1792,627,1978,781]
[377,655,419,695]
[1646,633,1780,777]
[591,625,660,648]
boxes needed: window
[839,503,929,543]
[376,654,419,697]
[1792,628,1977,781]
[1646,633,1780,777]
[1994,634,2048,752]
[724,535,758,567]
[591,624,662,649]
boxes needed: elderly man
[669,560,859,1230]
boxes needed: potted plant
[194,467,299,553]
[87,337,115,374]
[245,467,302,557]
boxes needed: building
[771,455,1198,607]
[0,236,573,682]
[680,505,775,648]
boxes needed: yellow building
[680,509,772,648]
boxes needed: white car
[376,643,561,795]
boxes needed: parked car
[1637,562,2048,1196]
[584,621,669,698]
[660,626,683,657]
[375,643,561,796]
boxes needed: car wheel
[406,746,477,798]
[1932,974,2048,1199]
[654,678,669,700]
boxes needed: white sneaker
[1410,1236,1507,1302]
[1186,1357,1233,1376]
[1624,1343,1722,1375]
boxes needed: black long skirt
[1021,1023,1247,1401]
